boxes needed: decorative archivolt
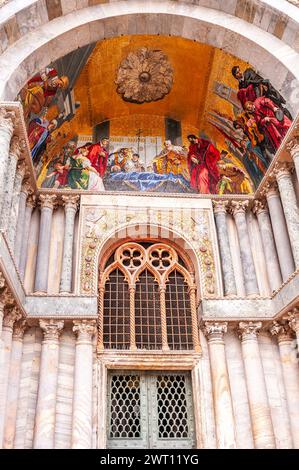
[100,242,194,289]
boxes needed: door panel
[107,371,195,449]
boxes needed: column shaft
[6,161,26,249]
[72,321,96,449]
[34,320,63,449]
[19,196,35,280]
[239,322,275,448]
[59,196,78,293]
[14,184,31,268]
[0,137,21,231]
[204,322,236,448]
[0,109,14,214]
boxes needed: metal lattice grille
[157,375,189,438]
[109,375,141,438]
[135,270,162,349]
[165,270,193,350]
[103,269,130,349]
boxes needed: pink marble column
[33,320,64,449]
[72,320,96,449]
[239,321,275,448]
[3,320,27,449]
[203,321,236,448]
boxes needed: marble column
[19,194,36,281]
[72,320,96,449]
[3,320,27,449]
[0,136,22,232]
[287,138,299,185]
[213,201,237,296]
[34,319,64,449]
[0,306,21,448]
[274,163,299,269]
[230,201,259,296]
[270,321,299,448]
[238,321,275,448]
[59,196,79,293]
[6,161,26,249]
[203,322,236,448]
[264,182,295,280]
[14,181,32,268]
[0,109,14,214]
[288,308,299,348]
[34,195,57,293]
[253,200,282,291]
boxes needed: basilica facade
[0,0,299,450]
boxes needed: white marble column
[19,195,36,281]
[213,201,237,296]
[0,136,22,232]
[253,200,282,291]
[238,321,276,448]
[72,320,96,449]
[34,319,64,449]
[270,321,299,448]
[287,139,299,185]
[34,195,57,293]
[0,306,21,448]
[60,196,79,293]
[263,182,295,281]
[274,163,299,269]
[0,109,14,214]
[6,161,26,249]
[3,320,27,449]
[14,181,32,268]
[230,201,259,296]
[203,322,236,448]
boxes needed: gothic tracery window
[99,242,200,352]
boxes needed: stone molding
[3,307,21,329]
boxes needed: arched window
[98,242,200,352]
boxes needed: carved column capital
[229,200,249,216]
[39,319,64,341]
[238,321,262,340]
[9,135,22,160]
[286,136,299,160]
[13,319,27,340]
[61,195,79,212]
[3,307,22,329]
[270,321,293,342]
[0,108,14,134]
[39,194,57,210]
[73,320,97,342]
[203,321,228,341]
[272,162,292,181]
[26,193,36,209]
[261,181,279,199]
[252,199,268,215]
[21,180,33,197]
[285,307,299,334]
[15,160,27,179]
[212,200,229,214]
[0,271,6,292]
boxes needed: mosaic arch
[19,35,294,195]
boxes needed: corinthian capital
[229,200,249,216]
[26,194,36,209]
[273,162,292,180]
[238,321,262,340]
[13,319,28,340]
[203,321,227,340]
[62,195,80,212]
[261,181,278,198]
[212,200,229,214]
[286,307,299,334]
[73,320,97,341]
[286,135,299,159]
[9,136,22,159]
[270,321,293,342]
[39,319,64,341]
[39,194,57,210]
[0,108,14,133]
[3,307,22,329]
[252,199,267,215]
[21,180,33,197]
[16,160,27,179]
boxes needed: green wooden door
[106,371,195,449]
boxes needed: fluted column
[238,321,275,448]
[34,195,57,293]
[0,137,22,231]
[0,109,14,214]
[270,321,299,448]
[287,138,299,185]
[230,201,259,296]
[34,319,64,449]
[6,161,26,249]
[263,182,295,280]
[19,194,36,281]
[213,200,237,296]
[203,322,236,448]
[59,195,79,293]
[274,163,299,269]
[14,181,32,268]
[72,320,96,449]
[0,306,21,448]
[3,320,27,449]
[253,200,282,291]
